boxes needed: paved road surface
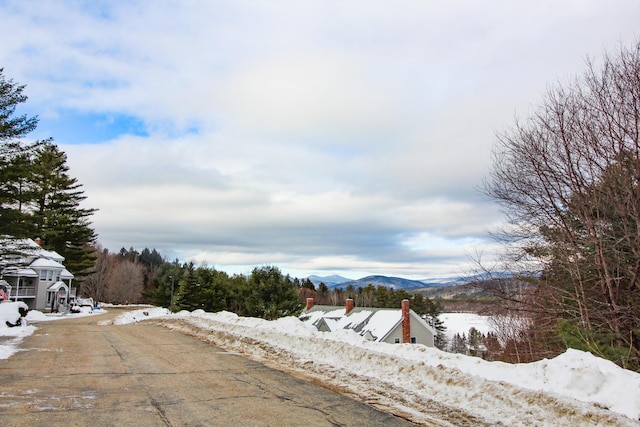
[0,308,414,426]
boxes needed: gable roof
[29,257,65,269]
[47,281,69,292]
[302,305,435,343]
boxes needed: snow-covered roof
[1,267,39,277]
[47,281,68,292]
[302,305,346,325]
[335,308,373,329]
[361,309,403,341]
[302,305,432,343]
[29,257,65,269]
[17,268,38,277]
[61,269,73,279]
[1,238,65,263]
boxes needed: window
[47,270,53,281]
[394,338,400,344]
[40,270,47,281]
[411,337,417,344]
[55,271,61,281]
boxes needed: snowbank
[0,301,34,359]
[0,301,28,328]
[112,307,170,325]
[114,308,640,425]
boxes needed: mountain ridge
[307,274,471,290]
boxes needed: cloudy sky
[1,1,638,280]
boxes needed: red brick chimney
[345,298,354,314]
[306,298,314,310]
[402,299,411,343]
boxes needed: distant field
[441,312,492,339]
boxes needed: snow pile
[0,301,28,328]
[115,308,640,425]
[25,309,55,322]
[112,307,170,325]
[0,301,35,359]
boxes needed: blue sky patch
[33,111,148,145]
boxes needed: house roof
[29,257,65,269]
[302,304,435,343]
[1,238,65,263]
[18,268,39,277]
[47,281,68,292]
[361,309,404,341]
[1,267,39,277]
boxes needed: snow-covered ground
[2,305,639,426]
[439,312,492,339]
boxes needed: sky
[1,1,639,280]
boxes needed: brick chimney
[306,298,314,310]
[345,298,354,314]
[34,237,42,246]
[402,299,411,343]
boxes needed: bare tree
[106,260,144,304]
[484,42,640,370]
[81,246,113,303]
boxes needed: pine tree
[0,68,39,242]
[30,142,97,275]
[245,266,301,320]
[175,262,204,311]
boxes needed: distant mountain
[419,276,467,287]
[307,274,352,288]
[339,275,428,290]
[307,272,515,291]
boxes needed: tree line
[81,246,447,334]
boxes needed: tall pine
[30,142,97,275]
[0,68,39,242]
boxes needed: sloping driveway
[0,308,414,426]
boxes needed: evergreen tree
[175,262,205,311]
[450,333,468,354]
[143,260,182,309]
[199,268,231,313]
[0,70,97,278]
[30,142,97,275]
[468,327,484,357]
[0,68,39,242]
[245,266,301,320]
[0,68,38,142]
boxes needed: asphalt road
[0,308,415,426]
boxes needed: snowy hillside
[117,308,639,426]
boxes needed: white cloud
[216,53,399,142]
[3,0,640,278]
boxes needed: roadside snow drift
[112,308,640,426]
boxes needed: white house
[0,238,74,311]
[301,298,435,347]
